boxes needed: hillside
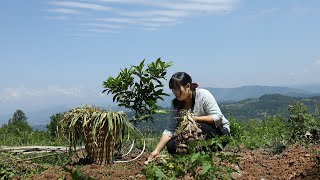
[205,85,315,102]
[220,94,320,120]
[156,85,318,108]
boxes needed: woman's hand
[145,150,160,164]
[192,116,199,122]
[144,134,171,165]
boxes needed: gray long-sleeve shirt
[163,88,230,137]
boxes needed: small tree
[287,102,319,143]
[102,58,173,124]
[8,109,32,133]
[8,109,27,124]
[3,110,33,145]
[47,113,63,138]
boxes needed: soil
[25,144,320,180]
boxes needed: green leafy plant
[102,58,173,124]
[0,152,49,179]
[287,102,319,143]
[47,113,64,139]
[230,115,289,150]
[143,137,240,179]
[0,109,51,146]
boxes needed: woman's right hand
[145,150,160,164]
[145,134,171,164]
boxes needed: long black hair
[169,72,198,110]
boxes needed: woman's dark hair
[169,72,198,110]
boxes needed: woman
[147,72,230,162]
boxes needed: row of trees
[0,110,63,146]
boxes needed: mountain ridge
[204,85,313,102]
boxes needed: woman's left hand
[192,116,198,122]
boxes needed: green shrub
[287,102,320,144]
[102,58,172,125]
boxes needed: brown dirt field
[25,144,320,180]
[234,144,320,180]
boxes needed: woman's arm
[154,134,171,153]
[201,89,224,126]
[192,115,214,125]
[147,104,177,162]
[147,134,171,161]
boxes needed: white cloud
[115,9,189,18]
[156,2,234,12]
[0,86,87,103]
[95,0,237,12]
[141,17,178,23]
[48,1,111,11]
[45,0,239,34]
[96,17,136,23]
[83,22,124,29]
[87,28,119,33]
[139,21,177,28]
[47,8,82,14]
[0,87,24,102]
[314,59,320,65]
[95,15,180,30]
[49,86,83,97]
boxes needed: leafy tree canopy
[102,58,173,124]
[47,113,63,138]
[8,109,32,132]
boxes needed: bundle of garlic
[173,110,205,154]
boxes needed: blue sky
[1,0,320,113]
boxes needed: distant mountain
[220,94,320,120]
[205,85,312,102]
[32,124,48,131]
[290,83,320,94]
